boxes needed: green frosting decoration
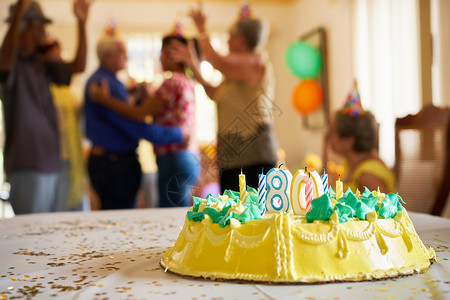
[306,193,334,222]
[306,187,404,223]
[333,203,353,223]
[186,187,264,227]
[188,186,405,226]
[378,193,404,219]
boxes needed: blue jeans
[157,151,201,207]
[9,170,59,214]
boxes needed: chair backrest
[394,105,450,216]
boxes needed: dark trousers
[220,163,276,193]
[88,150,141,210]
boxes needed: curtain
[351,0,420,167]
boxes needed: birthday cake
[161,169,435,283]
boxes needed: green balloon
[285,41,322,79]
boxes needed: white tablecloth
[0,208,449,300]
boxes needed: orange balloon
[292,79,324,115]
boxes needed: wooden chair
[394,105,450,216]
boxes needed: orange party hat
[341,80,365,116]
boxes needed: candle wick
[278,163,284,169]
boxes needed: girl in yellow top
[327,83,396,194]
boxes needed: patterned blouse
[153,72,197,156]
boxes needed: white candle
[266,167,292,213]
[290,169,309,215]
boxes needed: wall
[283,0,353,170]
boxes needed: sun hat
[5,1,52,23]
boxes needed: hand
[141,82,155,98]
[18,0,32,13]
[73,0,90,23]
[181,128,191,148]
[188,7,206,34]
[12,0,32,19]
[89,79,110,104]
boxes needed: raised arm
[69,0,90,74]
[0,0,31,72]
[170,39,218,100]
[188,7,264,84]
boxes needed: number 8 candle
[266,166,292,213]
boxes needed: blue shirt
[84,66,183,153]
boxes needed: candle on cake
[239,169,247,203]
[258,170,266,216]
[336,175,343,200]
[321,168,328,194]
[266,165,292,213]
[305,174,313,211]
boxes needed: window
[352,0,420,167]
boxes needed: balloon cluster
[285,39,324,115]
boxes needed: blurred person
[85,32,186,210]
[41,34,87,212]
[326,82,396,193]
[172,2,279,192]
[0,0,90,214]
[90,32,200,208]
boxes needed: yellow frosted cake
[161,183,435,283]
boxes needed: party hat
[171,16,185,38]
[238,0,253,20]
[104,17,120,38]
[341,80,365,116]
